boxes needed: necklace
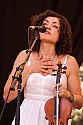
[50,54,56,62]
[40,53,56,70]
[38,52,56,62]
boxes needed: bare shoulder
[16,50,27,59]
[67,55,79,67]
[29,51,38,61]
[15,50,38,63]
[66,55,80,75]
[13,50,27,67]
[18,50,37,57]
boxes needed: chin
[40,36,51,41]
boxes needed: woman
[3,10,83,125]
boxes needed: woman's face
[40,16,60,44]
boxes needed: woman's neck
[39,42,56,58]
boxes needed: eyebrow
[43,19,60,25]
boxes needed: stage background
[0,0,83,125]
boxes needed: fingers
[41,67,52,74]
[42,65,54,70]
[38,56,54,70]
[42,59,54,70]
[36,57,55,74]
[42,58,51,62]
[38,53,43,60]
[53,83,66,97]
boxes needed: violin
[44,61,72,125]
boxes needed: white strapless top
[11,55,70,125]
[24,56,68,101]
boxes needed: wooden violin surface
[44,97,72,125]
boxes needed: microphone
[29,25,46,33]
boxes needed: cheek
[52,34,59,42]
[39,33,50,40]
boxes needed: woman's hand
[53,83,70,99]
[24,55,54,75]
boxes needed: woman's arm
[3,50,32,103]
[54,55,83,109]
[67,56,83,109]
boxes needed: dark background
[0,0,83,125]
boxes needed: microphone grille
[39,26,46,33]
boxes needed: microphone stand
[15,74,22,125]
[0,32,40,125]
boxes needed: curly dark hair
[29,9,72,55]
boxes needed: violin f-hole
[51,123,54,125]
[60,122,64,125]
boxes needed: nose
[45,24,51,30]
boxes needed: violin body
[44,97,72,125]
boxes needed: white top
[24,55,67,101]
[11,55,68,125]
